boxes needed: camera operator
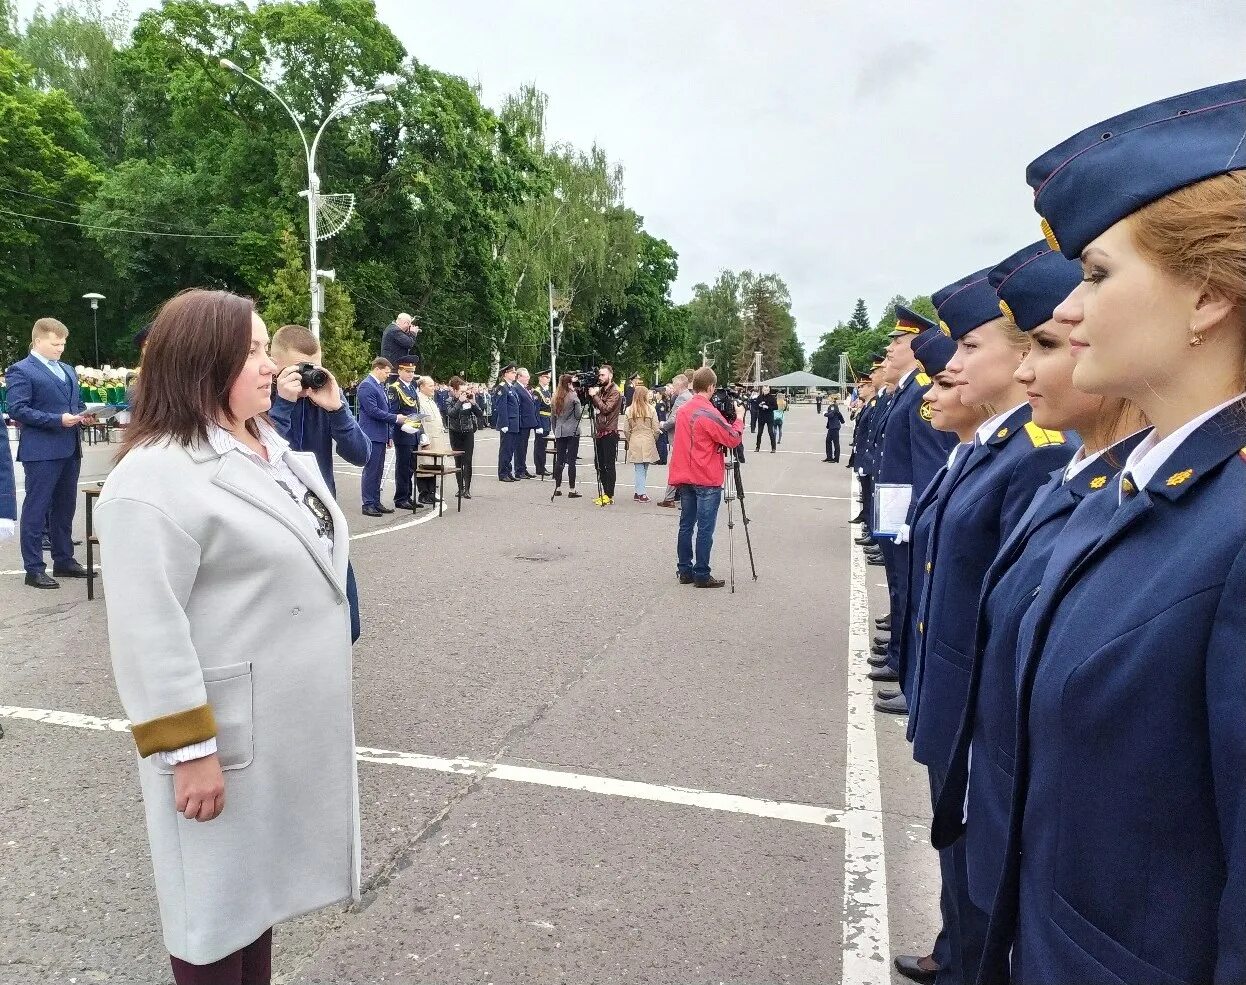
[587,364,622,506]
[269,324,370,643]
[668,367,745,588]
[380,312,420,377]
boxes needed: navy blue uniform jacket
[493,383,520,431]
[907,404,1076,774]
[930,430,1148,914]
[978,400,1246,985]
[269,397,370,497]
[6,355,84,461]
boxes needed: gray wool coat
[95,438,360,965]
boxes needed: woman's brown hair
[627,383,650,419]
[552,373,576,416]
[118,289,256,460]
[1128,171,1246,387]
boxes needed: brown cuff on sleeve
[131,704,217,758]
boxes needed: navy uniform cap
[396,357,418,369]
[988,241,1083,332]
[932,266,1000,340]
[890,303,936,338]
[500,362,516,373]
[912,330,957,378]
[1028,80,1246,258]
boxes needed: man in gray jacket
[657,373,692,508]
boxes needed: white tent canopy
[757,370,841,388]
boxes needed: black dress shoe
[378,505,395,514]
[52,560,89,578]
[393,500,414,510]
[873,634,890,647]
[871,642,888,656]
[877,687,902,700]
[855,536,877,546]
[695,576,725,588]
[875,693,909,714]
[25,571,59,589]
[868,665,899,682]
[867,654,889,668]
[867,556,885,566]
[678,572,695,584]
[894,954,939,985]
[848,512,864,523]
[499,476,518,482]
[461,491,472,500]
[875,616,891,629]
[362,506,384,517]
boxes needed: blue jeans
[677,484,722,580]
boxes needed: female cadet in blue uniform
[929,242,1149,936]
[906,267,1077,985]
[978,81,1246,985]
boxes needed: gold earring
[1189,332,1205,348]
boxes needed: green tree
[0,47,102,364]
[258,231,368,381]
[585,229,679,376]
[848,297,871,333]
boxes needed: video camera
[710,385,742,421]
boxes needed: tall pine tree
[848,298,871,333]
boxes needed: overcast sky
[18,0,1246,352]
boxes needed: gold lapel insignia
[996,427,1010,439]
[920,403,934,421]
[1165,468,1194,487]
[1088,475,1107,490]
[1120,476,1136,496]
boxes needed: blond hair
[1128,171,1246,386]
[627,383,650,419]
[271,324,318,361]
[32,317,68,342]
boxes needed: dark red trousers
[169,928,272,985]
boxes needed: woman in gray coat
[549,373,583,499]
[96,290,359,984]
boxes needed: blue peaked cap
[988,241,1083,332]
[912,329,956,377]
[1028,80,1246,258]
[932,266,999,340]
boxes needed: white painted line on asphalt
[840,484,892,982]
[0,706,845,829]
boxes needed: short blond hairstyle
[271,324,319,360]
[32,318,68,342]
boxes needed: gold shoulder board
[1024,420,1065,447]
[916,372,931,386]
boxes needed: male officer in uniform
[387,357,425,510]
[532,369,554,477]
[7,318,91,588]
[493,363,521,481]
[514,367,537,479]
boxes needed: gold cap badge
[999,299,1016,324]
[1040,216,1061,252]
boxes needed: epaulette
[916,372,931,386]
[1024,420,1066,447]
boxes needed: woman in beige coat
[623,383,660,502]
[96,290,359,985]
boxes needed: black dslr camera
[710,385,741,420]
[296,362,330,391]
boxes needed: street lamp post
[83,292,105,366]
[700,338,722,368]
[219,59,388,340]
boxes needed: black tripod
[722,447,757,592]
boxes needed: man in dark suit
[514,367,537,479]
[824,400,845,462]
[356,357,410,516]
[1,421,15,544]
[6,318,91,588]
[380,313,420,375]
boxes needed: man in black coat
[381,313,421,375]
[824,399,845,462]
[753,386,780,453]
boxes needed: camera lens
[298,363,330,390]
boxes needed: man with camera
[269,325,372,643]
[587,364,622,506]
[668,367,745,588]
[381,313,421,376]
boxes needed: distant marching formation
[845,80,1245,985]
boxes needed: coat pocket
[152,662,255,774]
[1049,890,1192,985]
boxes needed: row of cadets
[899,265,1078,985]
[850,352,888,540]
[969,81,1246,985]
[492,362,521,481]
[386,358,426,510]
[870,307,962,709]
[928,241,1149,965]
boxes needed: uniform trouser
[498,430,517,478]
[826,430,841,461]
[534,424,551,474]
[595,433,618,497]
[514,427,533,477]
[362,440,387,508]
[886,540,912,677]
[755,417,776,451]
[393,441,416,504]
[450,430,474,492]
[20,454,80,573]
[928,769,988,984]
[656,430,669,464]
[859,474,875,529]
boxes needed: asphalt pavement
[0,408,939,984]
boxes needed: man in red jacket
[668,366,745,587]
